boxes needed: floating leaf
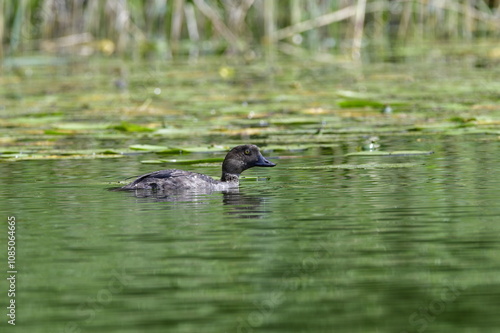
[345,151,434,157]
[57,123,110,130]
[336,90,367,98]
[140,160,165,164]
[44,129,78,135]
[338,100,385,109]
[241,176,271,181]
[286,163,419,170]
[271,118,323,125]
[129,144,182,153]
[1,153,124,161]
[110,122,154,132]
[141,157,224,165]
[262,144,332,151]
[130,144,170,151]
[9,116,65,125]
[178,145,229,153]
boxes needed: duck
[119,144,276,192]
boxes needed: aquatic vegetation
[286,162,419,170]
[1,54,500,165]
[345,151,434,157]
[0,150,124,161]
[141,158,224,165]
[110,122,155,133]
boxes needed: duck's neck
[221,172,240,183]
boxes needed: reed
[1,0,499,59]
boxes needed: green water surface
[1,52,500,333]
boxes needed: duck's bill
[255,154,276,167]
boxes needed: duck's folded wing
[122,169,188,188]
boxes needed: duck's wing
[121,169,190,189]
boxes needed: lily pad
[141,157,224,165]
[241,176,271,181]
[262,144,333,151]
[44,129,79,135]
[9,116,65,125]
[139,160,166,164]
[178,146,229,153]
[270,118,324,125]
[56,123,111,130]
[338,100,385,109]
[286,162,419,170]
[129,144,179,152]
[129,144,229,154]
[345,151,434,157]
[1,153,123,161]
[110,122,154,132]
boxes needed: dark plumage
[119,144,276,192]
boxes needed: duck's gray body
[120,169,237,191]
[119,145,275,192]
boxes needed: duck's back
[120,169,228,191]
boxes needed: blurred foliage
[1,0,500,59]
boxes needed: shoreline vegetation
[1,0,500,60]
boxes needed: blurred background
[1,0,500,60]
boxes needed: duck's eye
[244,149,251,155]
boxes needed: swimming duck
[119,144,276,191]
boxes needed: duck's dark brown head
[221,144,276,182]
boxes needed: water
[2,56,500,333]
[1,135,500,333]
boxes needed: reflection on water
[116,187,271,219]
[113,186,237,201]
[222,191,271,219]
